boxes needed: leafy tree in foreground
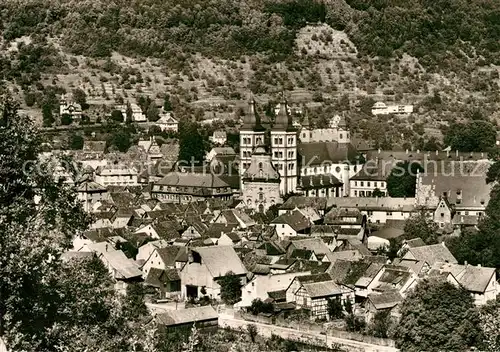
[395,279,483,352]
[218,271,242,305]
[0,95,152,351]
[68,133,84,150]
[386,161,423,197]
[479,297,500,351]
[403,209,438,244]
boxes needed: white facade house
[118,103,146,122]
[156,112,178,132]
[371,102,413,115]
[95,164,139,186]
[60,94,83,119]
[210,130,227,145]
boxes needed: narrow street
[218,313,399,352]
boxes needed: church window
[335,166,341,173]
[340,134,343,139]
[258,162,263,170]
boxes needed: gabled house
[236,272,311,309]
[285,238,331,259]
[97,249,142,293]
[271,210,312,239]
[366,291,403,324]
[212,209,256,229]
[155,112,179,132]
[218,232,242,246]
[285,273,354,319]
[142,246,182,277]
[180,246,247,299]
[371,265,417,297]
[137,239,170,262]
[430,262,498,306]
[401,242,457,268]
[279,196,328,216]
[144,268,181,299]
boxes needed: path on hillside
[218,313,399,352]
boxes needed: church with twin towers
[239,97,356,212]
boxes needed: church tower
[242,146,281,213]
[271,98,298,195]
[239,98,266,190]
[299,113,311,143]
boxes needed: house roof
[280,196,328,211]
[145,268,180,288]
[327,197,416,212]
[296,273,332,284]
[156,306,218,326]
[324,207,364,225]
[157,171,230,188]
[271,210,311,232]
[101,250,142,279]
[303,280,344,298]
[204,223,238,239]
[289,238,331,255]
[350,160,395,181]
[368,291,403,310]
[256,241,285,256]
[404,238,426,248]
[417,161,491,208]
[432,262,496,293]
[404,243,457,266]
[155,246,182,267]
[298,142,357,165]
[192,246,247,277]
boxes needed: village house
[118,102,146,122]
[371,102,413,115]
[278,196,328,216]
[142,246,183,277]
[155,112,179,132]
[76,180,108,212]
[327,197,416,225]
[236,272,311,309]
[430,262,498,306]
[401,243,457,268]
[144,267,181,299]
[210,130,227,145]
[299,114,350,144]
[180,246,247,299]
[416,161,492,229]
[365,291,403,324]
[136,239,169,262]
[285,273,355,319]
[59,93,83,119]
[95,164,139,186]
[270,209,313,239]
[206,147,236,162]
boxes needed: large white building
[371,102,413,116]
[95,164,139,186]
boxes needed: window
[279,137,283,144]
[335,166,341,173]
[258,162,263,170]
[354,191,357,196]
[274,152,279,158]
[340,133,343,139]
[387,211,392,216]
[355,181,357,186]
[274,138,279,144]
[441,213,444,217]
[360,181,364,187]
[367,182,371,187]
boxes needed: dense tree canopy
[0,95,174,351]
[443,120,496,152]
[403,209,438,245]
[386,161,423,198]
[395,279,484,352]
[178,120,206,165]
[218,271,242,305]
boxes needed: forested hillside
[1,0,500,149]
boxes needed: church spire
[273,94,294,131]
[242,97,264,131]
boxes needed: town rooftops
[288,238,331,255]
[145,268,180,288]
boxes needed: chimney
[435,150,438,155]
[456,150,458,157]
[417,149,420,154]
[446,150,449,157]
[464,260,468,267]
[406,149,409,154]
